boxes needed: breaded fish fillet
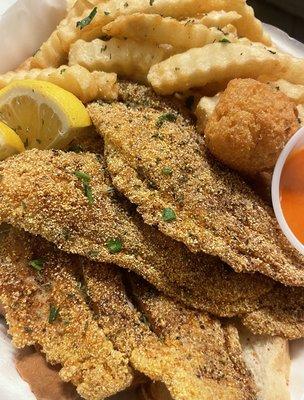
[88,81,304,286]
[83,263,256,400]
[0,228,132,400]
[0,149,273,318]
[129,275,256,400]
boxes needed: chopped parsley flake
[162,166,173,175]
[156,113,177,128]
[74,171,94,204]
[149,0,155,5]
[106,238,123,254]
[29,259,44,272]
[219,38,231,43]
[124,2,129,7]
[104,11,110,15]
[268,49,277,54]
[76,7,97,30]
[162,207,176,222]
[60,68,66,74]
[48,305,60,323]
[74,170,90,182]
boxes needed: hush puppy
[205,79,299,175]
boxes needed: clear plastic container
[272,127,304,255]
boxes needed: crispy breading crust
[129,276,256,400]
[88,81,304,286]
[0,149,274,318]
[84,264,254,400]
[0,228,132,400]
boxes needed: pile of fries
[1,0,304,119]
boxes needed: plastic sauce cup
[272,127,304,255]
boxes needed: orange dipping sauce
[280,147,304,243]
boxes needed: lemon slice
[0,80,91,150]
[0,121,25,160]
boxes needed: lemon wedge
[0,121,25,160]
[0,80,91,150]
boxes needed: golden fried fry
[102,13,236,50]
[268,79,304,104]
[148,43,287,95]
[195,94,220,132]
[0,228,132,400]
[0,65,118,103]
[69,38,170,83]
[195,10,241,28]
[31,0,225,69]
[90,81,304,287]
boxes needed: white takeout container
[272,127,304,256]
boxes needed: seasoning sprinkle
[76,7,97,30]
[48,305,60,323]
[29,259,44,272]
[106,238,123,254]
[162,208,176,222]
[156,113,177,128]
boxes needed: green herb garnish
[149,0,154,5]
[162,166,173,175]
[60,68,66,74]
[74,170,90,182]
[106,238,123,254]
[48,305,60,323]
[268,49,277,54]
[76,7,97,29]
[219,37,231,43]
[29,259,44,272]
[104,11,110,15]
[74,171,94,204]
[156,113,177,128]
[162,208,176,222]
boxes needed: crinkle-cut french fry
[67,0,100,17]
[31,0,237,69]
[69,38,171,83]
[195,94,220,132]
[102,13,237,50]
[148,43,287,95]
[0,65,118,103]
[227,1,271,45]
[30,30,68,68]
[193,11,241,28]
[268,80,304,105]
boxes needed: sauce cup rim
[272,126,304,255]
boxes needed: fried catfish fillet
[88,81,304,286]
[0,228,132,400]
[128,275,256,400]
[83,263,256,400]
[0,149,273,318]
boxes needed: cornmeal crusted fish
[0,228,132,400]
[128,275,256,400]
[83,263,256,400]
[88,81,304,286]
[0,149,273,318]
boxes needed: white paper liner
[0,1,304,399]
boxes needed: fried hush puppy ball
[205,78,300,175]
